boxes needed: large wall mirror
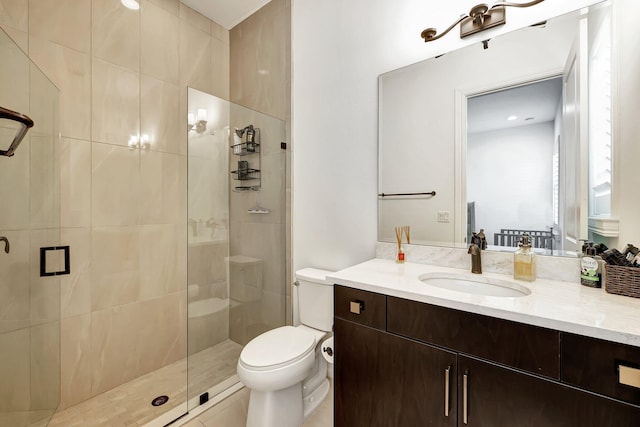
[378,1,614,257]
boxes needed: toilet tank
[296,268,335,332]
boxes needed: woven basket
[605,264,640,298]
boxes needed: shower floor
[48,339,243,427]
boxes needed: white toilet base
[246,383,304,427]
[303,377,329,419]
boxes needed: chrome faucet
[468,243,482,274]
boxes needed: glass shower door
[186,88,287,411]
[0,28,61,427]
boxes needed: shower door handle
[40,246,71,277]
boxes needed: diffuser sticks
[395,225,410,263]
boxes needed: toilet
[237,268,334,427]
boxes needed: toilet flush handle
[322,346,333,357]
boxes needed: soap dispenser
[580,242,603,288]
[514,233,536,282]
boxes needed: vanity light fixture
[121,0,140,10]
[421,0,545,43]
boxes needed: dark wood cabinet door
[562,332,640,405]
[459,355,640,427]
[335,318,457,427]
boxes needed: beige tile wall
[0,0,230,410]
[229,0,292,332]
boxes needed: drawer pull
[350,300,364,315]
[463,371,469,424]
[444,365,451,417]
[619,364,640,388]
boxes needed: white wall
[468,122,555,241]
[291,0,604,274]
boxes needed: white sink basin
[419,272,531,298]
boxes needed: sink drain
[151,395,169,407]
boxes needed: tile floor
[48,340,242,427]
[182,382,334,427]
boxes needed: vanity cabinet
[334,318,457,427]
[334,285,640,427]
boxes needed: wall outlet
[437,211,450,223]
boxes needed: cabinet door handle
[349,300,364,315]
[463,371,469,425]
[444,365,451,417]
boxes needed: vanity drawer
[334,285,386,330]
[562,333,640,405]
[387,296,560,379]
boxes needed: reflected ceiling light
[421,0,545,43]
[507,115,518,121]
[121,0,140,10]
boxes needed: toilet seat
[240,326,316,371]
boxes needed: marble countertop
[328,258,640,347]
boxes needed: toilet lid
[240,326,316,370]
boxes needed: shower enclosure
[0,25,287,426]
[0,28,61,427]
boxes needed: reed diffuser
[394,225,410,263]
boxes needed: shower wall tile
[261,290,285,330]
[91,58,140,145]
[92,0,140,72]
[91,226,140,311]
[146,0,179,16]
[140,0,179,84]
[30,230,61,326]
[0,0,28,33]
[180,22,213,94]
[0,136,29,230]
[230,0,289,120]
[30,321,60,409]
[0,25,29,113]
[139,224,183,300]
[91,293,183,395]
[92,142,140,226]
[140,149,181,224]
[60,228,91,318]
[30,135,61,229]
[0,230,29,334]
[230,221,284,295]
[28,0,90,54]
[60,138,91,228]
[60,314,92,409]
[0,328,30,411]
[179,2,210,34]
[211,20,228,43]
[28,36,92,140]
[1,25,27,53]
[141,75,181,154]
[211,36,230,100]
